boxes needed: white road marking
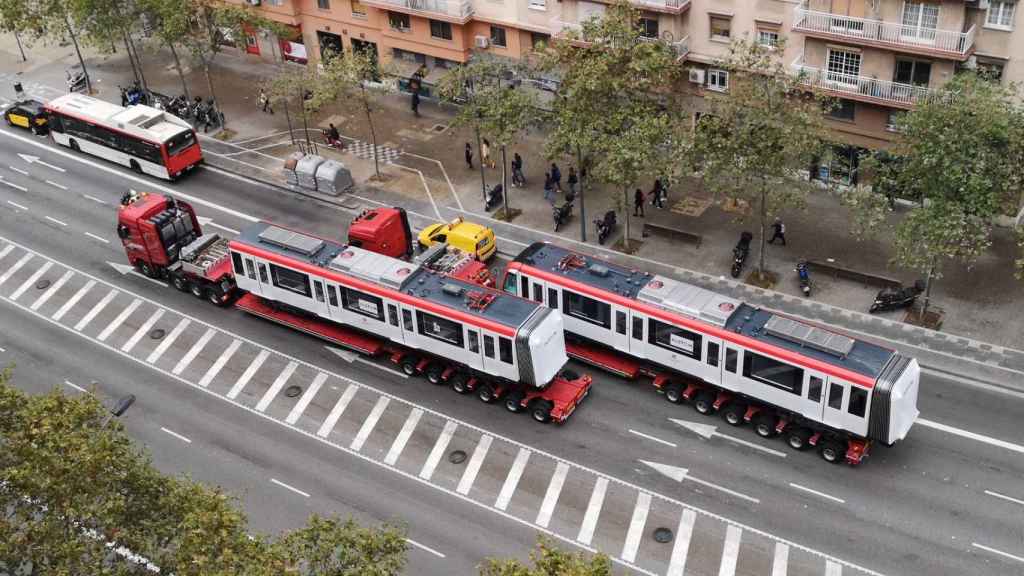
[31,270,72,311]
[0,245,12,260]
[629,428,677,448]
[160,427,192,444]
[354,356,409,379]
[270,478,310,498]
[666,509,697,576]
[405,537,446,559]
[826,559,843,576]
[207,221,239,235]
[457,434,493,496]
[286,372,327,425]
[44,216,67,227]
[917,418,1024,456]
[106,261,168,287]
[120,308,164,352]
[670,418,787,458]
[688,475,760,504]
[45,179,67,190]
[772,543,790,576]
[0,253,33,286]
[255,360,298,412]
[75,288,118,331]
[536,462,569,528]
[84,232,110,244]
[173,328,215,375]
[10,261,52,301]
[621,491,651,563]
[317,384,357,437]
[82,193,107,205]
[577,477,608,546]
[384,408,423,466]
[54,279,94,321]
[351,396,390,451]
[18,153,65,172]
[146,318,191,364]
[6,200,27,210]
[419,420,457,481]
[63,380,88,393]
[984,490,1024,507]
[495,448,531,511]
[96,298,141,341]
[227,349,269,399]
[0,178,27,192]
[972,542,1024,565]
[198,338,241,387]
[789,482,845,505]
[718,525,742,576]
[8,166,28,175]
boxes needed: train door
[610,306,629,353]
[310,279,330,318]
[255,261,270,292]
[802,372,826,421]
[629,313,646,357]
[822,378,848,430]
[530,279,545,304]
[722,345,742,390]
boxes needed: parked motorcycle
[553,198,573,232]
[120,84,146,106]
[594,210,617,245]
[869,279,925,313]
[484,184,504,212]
[66,69,87,93]
[730,231,753,278]
[796,260,812,297]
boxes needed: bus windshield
[166,130,197,156]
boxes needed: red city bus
[45,94,203,181]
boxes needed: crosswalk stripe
[825,560,842,576]
[384,408,423,466]
[0,245,13,261]
[317,384,357,437]
[536,462,569,528]
[419,420,457,481]
[621,491,651,563]
[74,288,117,331]
[456,434,493,496]
[255,360,298,412]
[31,269,73,310]
[495,448,531,511]
[667,509,697,576]
[53,279,94,321]
[719,525,742,576]
[772,543,790,576]
[227,349,269,399]
[199,338,241,387]
[286,372,327,425]
[121,308,164,352]
[577,477,609,546]
[97,298,142,341]
[146,317,190,363]
[10,261,52,301]
[0,253,33,287]
[351,396,390,451]
[173,328,215,375]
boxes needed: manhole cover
[448,450,467,464]
[35,279,51,290]
[285,385,303,398]
[149,329,165,340]
[653,527,674,543]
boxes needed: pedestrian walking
[768,218,787,245]
[411,90,420,117]
[465,142,474,170]
[550,163,562,193]
[567,166,578,198]
[651,179,665,209]
[482,139,495,169]
[634,188,645,217]
[512,152,526,187]
[258,88,273,114]
[543,172,556,204]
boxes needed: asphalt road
[1,126,1023,576]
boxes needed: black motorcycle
[66,69,87,93]
[730,231,752,278]
[553,198,573,231]
[594,210,616,245]
[869,280,925,313]
[484,184,504,212]
[796,260,812,297]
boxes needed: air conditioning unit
[474,35,490,49]
[688,68,705,84]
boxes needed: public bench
[806,260,900,289]
[642,222,702,248]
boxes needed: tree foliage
[480,537,612,576]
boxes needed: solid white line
[984,490,1024,507]
[270,478,310,499]
[44,216,67,227]
[160,427,192,444]
[207,221,240,235]
[628,428,678,448]
[0,245,12,260]
[715,430,788,458]
[198,338,241,387]
[97,298,141,341]
[917,418,1024,456]
[621,491,651,563]
[351,395,390,451]
[54,279,95,321]
[173,328,216,376]
[577,477,608,546]
[419,420,457,481]
[256,360,298,412]
[0,253,33,286]
[536,462,569,528]
[82,193,107,205]
[495,447,531,511]
[63,380,88,393]
[718,525,742,576]
[8,166,28,175]
[1,180,27,192]
[405,537,446,559]
[146,318,191,364]
[457,434,493,496]
[120,308,164,352]
[286,372,327,425]
[45,179,67,190]
[354,356,409,379]
[317,384,357,437]
[789,482,845,505]
[227,349,269,400]
[666,509,697,576]
[772,543,790,576]
[6,199,28,210]
[687,475,760,504]
[384,408,423,466]
[10,261,52,301]
[972,542,1024,565]
[75,288,118,332]
[84,232,110,244]
[31,269,72,311]
[826,559,843,576]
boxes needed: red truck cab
[347,207,413,259]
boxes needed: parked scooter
[796,260,812,297]
[730,231,753,278]
[594,210,617,245]
[484,184,504,212]
[66,69,87,93]
[553,198,573,232]
[869,279,925,313]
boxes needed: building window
[317,0,330,9]
[826,49,861,83]
[388,12,410,31]
[976,60,1005,81]
[531,32,550,49]
[894,59,931,87]
[756,28,779,48]
[351,0,367,18]
[430,19,453,40]
[638,17,659,38]
[901,1,939,40]
[707,68,729,92]
[886,110,904,132]
[710,15,731,41]
[491,25,507,47]
[827,98,856,121]
[986,0,1016,29]
[529,0,546,9]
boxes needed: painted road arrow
[639,459,760,504]
[323,345,359,363]
[18,153,65,172]
[669,418,787,458]
[196,215,239,235]
[107,261,167,287]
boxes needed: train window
[402,309,413,331]
[388,304,399,327]
[707,341,720,367]
[615,311,627,335]
[563,290,611,329]
[258,264,269,284]
[314,281,325,303]
[327,285,339,307]
[743,351,803,395]
[725,348,738,373]
[548,288,558,309]
[848,387,867,417]
[484,335,495,358]
[503,272,517,295]
[244,259,256,280]
[417,311,465,347]
[499,337,513,364]
[532,283,543,303]
[808,376,823,402]
[648,319,702,360]
[828,383,844,409]
[632,316,643,340]
[342,287,384,321]
[521,275,529,299]
[468,330,480,353]
[269,263,310,297]
[231,252,244,275]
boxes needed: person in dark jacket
[634,188,645,217]
[512,153,525,187]
[768,218,787,245]
[465,142,474,169]
[550,163,562,193]
[544,172,556,204]
[567,166,578,198]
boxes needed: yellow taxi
[417,217,497,261]
[3,99,48,135]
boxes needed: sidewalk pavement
[4,34,1023,383]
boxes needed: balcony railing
[365,0,473,20]
[792,61,936,108]
[793,6,975,58]
[632,0,690,12]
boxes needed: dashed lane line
[45,180,67,190]
[983,490,1024,507]
[8,166,28,176]
[789,483,846,505]
[160,427,192,444]
[84,232,110,244]
[63,380,88,393]
[629,428,678,448]
[44,216,67,227]
[270,478,310,499]
[917,418,1024,456]
[971,543,1024,565]
[6,200,27,211]
[405,537,447,559]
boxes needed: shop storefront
[279,24,307,65]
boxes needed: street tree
[695,37,829,283]
[263,63,320,147]
[273,514,408,576]
[480,537,612,576]
[139,0,197,102]
[67,0,149,90]
[0,0,96,93]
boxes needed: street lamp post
[14,31,27,63]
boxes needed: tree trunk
[199,54,221,129]
[501,145,509,215]
[576,146,586,242]
[283,99,295,145]
[622,187,630,251]
[126,30,148,91]
[65,15,92,94]
[123,34,140,87]
[361,85,381,179]
[475,123,487,205]
[168,42,191,102]
[758,184,768,278]
[920,262,936,321]
[298,88,311,148]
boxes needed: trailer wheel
[190,283,205,299]
[172,275,189,292]
[504,391,524,413]
[664,382,684,404]
[722,402,746,426]
[753,412,778,438]
[400,356,419,377]
[207,289,223,306]
[819,439,844,464]
[450,373,470,394]
[786,427,813,450]
[529,399,553,423]
[425,364,445,385]
[477,383,497,403]
[138,260,155,278]
[693,390,716,415]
